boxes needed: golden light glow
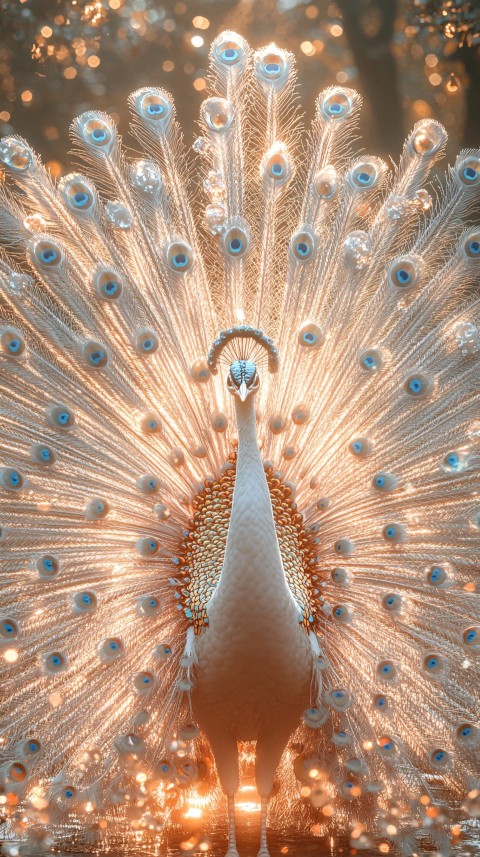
[300,41,315,56]
[4,649,18,663]
[21,90,33,104]
[184,806,203,819]
[191,35,204,48]
[192,16,209,29]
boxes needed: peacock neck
[213,393,291,605]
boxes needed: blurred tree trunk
[338,0,403,158]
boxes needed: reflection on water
[50,817,480,857]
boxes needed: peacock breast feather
[177,452,320,634]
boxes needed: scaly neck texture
[214,393,291,603]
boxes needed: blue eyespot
[149,420,157,430]
[333,690,344,698]
[41,248,57,264]
[91,128,107,142]
[172,253,188,268]
[375,476,385,487]
[386,527,395,539]
[224,226,250,259]
[396,268,411,284]
[328,102,343,115]
[303,332,316,344]
[352,441,362,454]
[430,567,440,581]
[464,166,478,181]
[334,607,343,617]
[408,378,422,394]
[166,241,194,272]
[229,238,243,254]
[271,162,283,175]
[357,172,371,185]
[468,239,480,254]
[363,354,375,368]
[29,741,39,752]
[265,62,280,74]
[65,788,74,798]
[73,191,89,208]
[110,641,118,650]
[135,330,159,355]
[52,655,61,666]
[382,664,391,674]
[428,658,437,669]
[8,470,20,487]
[462,726,471,737]
[221,48,239,62]
[376,696,385,707]
[41,447,51,461]
[147,103,164,116]
[466,629,477,642]
[104,280,119,295]
[297,242,309,256]
[89,349,105,366]
[8,338,21,353]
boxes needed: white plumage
[0,30,479,857]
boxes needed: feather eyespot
[320,89,352,120]
[61,175,95,213]
[83,340,109,368]
[290,230,315,261]
[166,240,194,272]
[134,88,173,126]
[214,35,246,66]
[95,269,123,301]
[0,467,25,491]
[223,225,250,259]
[134,329,159,355]
[1,328,26,357]
[33,239,63,268]
[1,618,19,639]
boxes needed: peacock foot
[225,848,240,857]
[257,848,270,857]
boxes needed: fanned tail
[0,31,479,853]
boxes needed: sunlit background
[0,0,479,175]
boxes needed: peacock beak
[239,380,248,401]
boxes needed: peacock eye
[461,230,480,258]
[217,38,244,65]
[265,150,291,185]
[314,166,338,199]
[137,90,172,123]
[290,230,315,261]
[256,51,287,83]
[134,329,159,355]
[1,329,26,357]
[33,238,63,268]
[388,256,420,290]
[350,161,379,190]
[0,467,25,491]
[404,372,432,399]
[321,90,351,120]
[223,225,250,259]
[83,340,109,368]
[456,155,480,186]
[166,240,194,272]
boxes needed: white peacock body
[0,30,479,857]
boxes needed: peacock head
[227,360,259,401]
